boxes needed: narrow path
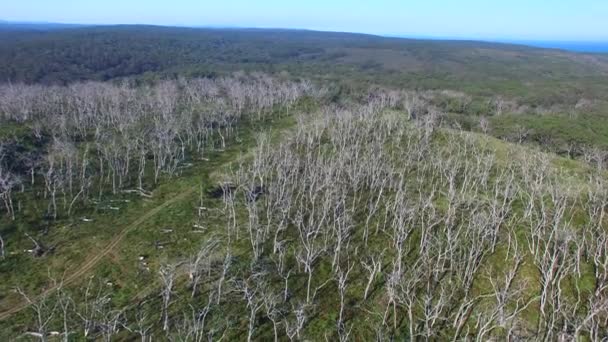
[0,113,300,322]
[0,186,196,321]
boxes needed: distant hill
[1,25,608,105]
[0,20,86,31]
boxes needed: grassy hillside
[1,95,606,339]
[0,25,608,340]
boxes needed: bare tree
[234,272,267,342]
[97,308,124,342]
[262,287,284,342]
[159,262,179,332]
[127,307,153,342]
[173,291,215,342]
[56,288,75,342]
[335,262,354,341]
[361,251,383,301]
[0,162,18,220]
[17,287,59,342]
[284,303,307,341]
[188,239,219,298]
[473,246,534,340]
[0,233,5,259]
[216,250,232,305]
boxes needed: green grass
[0,103,304,337]
[1,105,606,340]
[491,112,608,149]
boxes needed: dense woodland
[0,24,608,340]
[0,75,316,220]
[2,26,608,105]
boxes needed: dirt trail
[0,187,196,321]
[0,114,300,322]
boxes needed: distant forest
[2,26,608,107]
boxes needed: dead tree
[583,147,608,171]
[527,186,575,339]
[25,233,49,258]
[173,291,215,342]
[0,164,17,220]
[284,303,307,341]
[335,262,354,341]
[75,278,120,339]
[262,288,283,342]
[361,251,383,301]
[479,116,490,134]
[294,198,328,304]
[127,308,153,342]
[216,250,232,305]
[97,309,124,342]
[473,246,534,340]
[159,262,179,332]
[403,91,425,120]
[187,239,219,298]
[383,268,401,330]
[0,233,5,259]
[234,272,267,342]
[17,287,59,342]
[54,288,76,342]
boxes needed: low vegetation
[0,74,606,340]
[0,25,607,341]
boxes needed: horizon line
[2,19,608,43]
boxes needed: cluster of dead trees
[0,144,19,221]
[3,84,608,340]
[202,103,606,339]
[0,74,316,223]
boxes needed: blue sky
[2,0,608,41]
